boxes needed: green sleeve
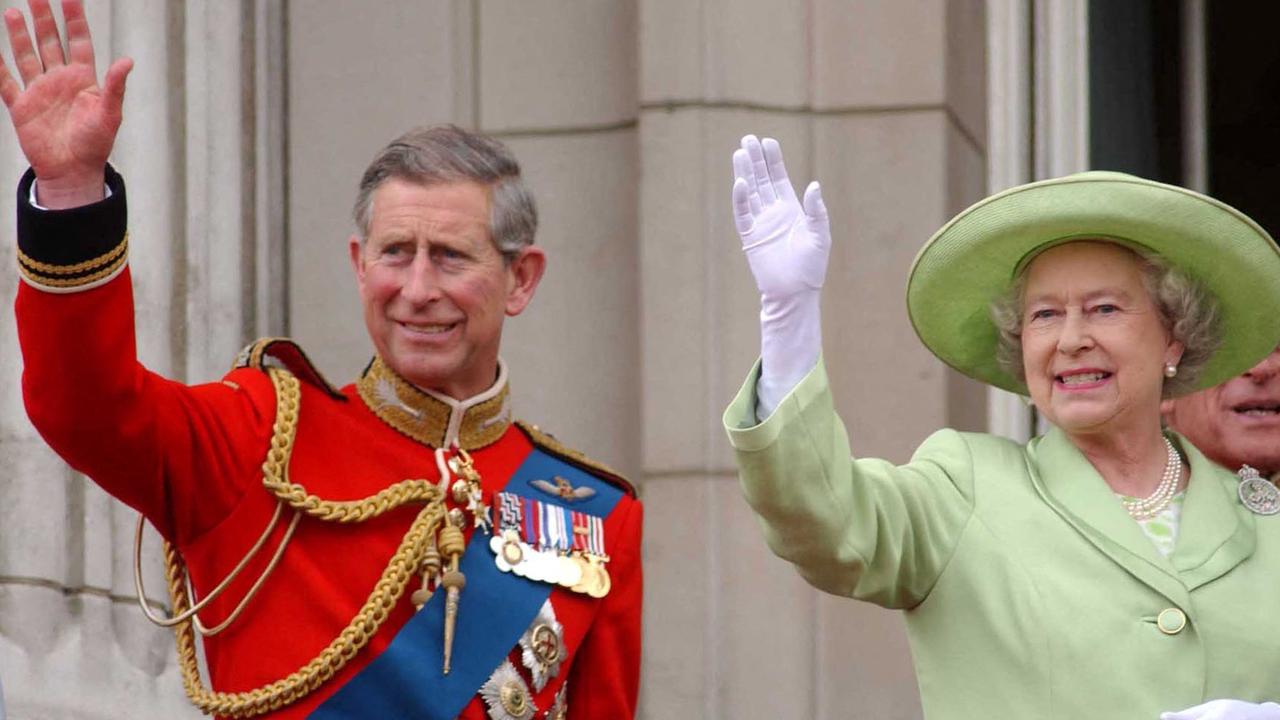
[723,357,976,609]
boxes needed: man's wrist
[17,166,130,294]
[32,172,108,210]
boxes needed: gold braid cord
[163,368,448,717]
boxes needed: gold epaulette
[515,420,636,498]
[231,337,345,399]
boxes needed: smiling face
[1020,242,1184,439]
[349,178,545,400]
[1163,346,1280,474]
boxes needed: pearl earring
[1164,362,1178,378]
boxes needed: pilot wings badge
[530,476,596,503]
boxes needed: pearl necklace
[1119,437,1182,521]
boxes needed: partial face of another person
[1163,346,1280,474]
[1020,241,1183,438]
[349,178,544,399]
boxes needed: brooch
[1237,465,1280,515]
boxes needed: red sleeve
[567,496,643,718]
[14,166,274,544]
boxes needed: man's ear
[505,245,547,316]
[348,235,365,285]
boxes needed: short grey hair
[352,125,537,258]
[990,243,1220,397]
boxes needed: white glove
[730,135,830,420]
[1161,700,1280,720]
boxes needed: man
[1164,346,1280,483]
[1,1,641,717]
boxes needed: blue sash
[310,447,624,718]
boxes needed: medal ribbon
[590,515,605,557]
[522,496,536,547]
[536,500,548,551]
[494,493,522,532]
[496,494,607,556]
[571,511,588,553]
[543,503,557,552]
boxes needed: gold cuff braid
[17,236,129,289]
[161,368,449,717]
[17,235,127,274]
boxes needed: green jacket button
[1157,608,1187,635]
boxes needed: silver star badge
[518,599,565,692]
[480,660,537,720]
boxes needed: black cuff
[16,164,128,290]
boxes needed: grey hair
[352,125,537,258]
[990,244,1221,397]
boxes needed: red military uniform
[14,166,642,719]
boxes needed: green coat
[724,359,1280,720]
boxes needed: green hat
[907,171,1280,396]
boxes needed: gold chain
[162,368,448,717]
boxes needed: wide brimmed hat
[907,171,1280,396]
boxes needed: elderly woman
[724,136,1280,720]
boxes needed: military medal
[570,556,594,595]
[519,600,565,691]
[490,493,610,596]
[490,529,527,573]
[571,510,612,598]
[491,495,533,575]
[480,660,538,720]
[525,498,557,583]
[541,499,573,585]
[1238,465,1280,515]
[490,494,546,581]
[521,547,554,583]
[588,557,611,599]
[556,553,582,588]
[449,449,492,534]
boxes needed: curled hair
[351,125,537,259]
[990,244,1221,397]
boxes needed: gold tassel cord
[159,368,450,717]
[259,368,442,523]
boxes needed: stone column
[0,1,283,716]
[638,1,987,716]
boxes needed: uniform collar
[355,356,512,450]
